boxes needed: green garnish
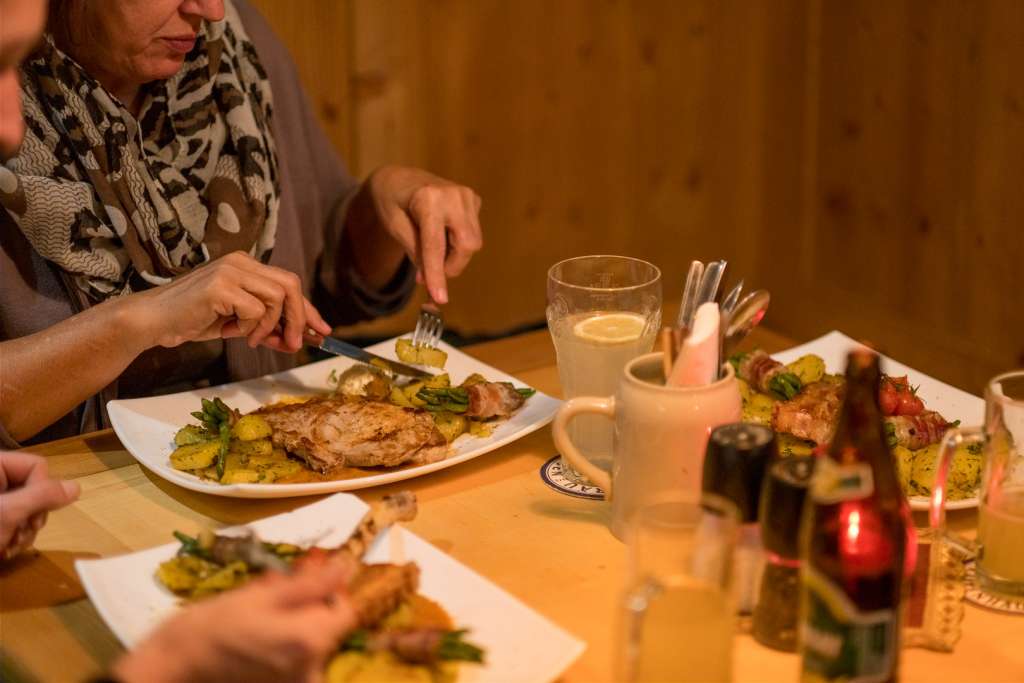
[884,421,897,447]
[767,372,803,400]
[173,531,210,560]
[341,629,485,663]
[192,396,236,478]
[728,352,749,373]
[438,630,485,663]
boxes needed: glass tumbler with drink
[547,256,661,483]
[931,369,1024,600]
[618,494,739,683]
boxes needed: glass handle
[930,426,984,556]
[551,396,615,493]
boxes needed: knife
[315,335,435,379]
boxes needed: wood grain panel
[247,0,353,157]
[254,0,1023,392]
[346,0,808,339]
[768,0,1024,393]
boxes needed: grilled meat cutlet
[256,397,447,471]
[772,379,845,445]
[349,562,421,627]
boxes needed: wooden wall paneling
[248,0,353,158]
[766,0,1024,393]
[345,0,810,338]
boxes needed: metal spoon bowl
[722,289,771,362]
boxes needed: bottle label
[810,458,874,504]
[801,566,898,683]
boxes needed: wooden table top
[2,327,1022,683]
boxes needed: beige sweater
[0,1,412,446]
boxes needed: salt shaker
[752,454,815,652]
[701,422,774,616]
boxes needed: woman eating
[0,0,483,446]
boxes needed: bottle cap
[759,454,815,558]
[701,423,775,523]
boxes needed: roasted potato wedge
[170,441,221,470]
[229,438,273,458]
[425,373,451,389]
[460,373,487,388]
[433,411,468,443]
[221,469,261,484]
[174,424,212,446]
[785,354,826,385]
[390,387,415,408]
[468,420,493,438]
[231,414,273,441]
[395,338,448,369]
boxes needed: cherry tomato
[896,392,924,416]
[879,385,899,415]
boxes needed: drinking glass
[618,494,739,683]
[931,370,1024,598]
[546,256,661,483]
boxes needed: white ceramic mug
[552,352,742,539]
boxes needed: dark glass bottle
[800,350,908,683]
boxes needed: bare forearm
[0,297,151,442]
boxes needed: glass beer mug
[930,370,1024,599]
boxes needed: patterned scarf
[0,0,278,299]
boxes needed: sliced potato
[468,420,493,438]
[425,373,451,389]
[174,424,211,446]
[229,438,273,458]
[740,390,775,426]
[776,433,815,457]
[263,460,305,480]
[390,386,414,408]
[892,445,916,495]
[232,414,273,441]
[221,469,261,484]
[170,441,221,470]
[193,561,248,595]
[156,555,219,593]
[460,373,487,388]
[433,411,468,443]
[403,381,427,407]
[785,354,826,385]
[396,338,448,369]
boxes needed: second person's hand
[364,165,483,305]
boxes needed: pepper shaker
[701,422,775,616]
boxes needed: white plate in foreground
[772,331,983,511]
[108,338,560,498]
[75,493,586,682]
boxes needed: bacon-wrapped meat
[465,382,526,419]
[735,350,803,399]
[360,628,485,664]
[416,381,533,419]
[884,411,951,450]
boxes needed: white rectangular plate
[108,338,561,498]
[773,330,984,510]
[75,493,586,682]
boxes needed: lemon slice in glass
[572,312,647,344]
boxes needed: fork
[411,303,444,349]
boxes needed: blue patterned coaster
[964,560,1024,614]
[540,455,604,500]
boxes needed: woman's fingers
[213,254,328,352]
[408,188,449,304]
[443,193,483,278]
[303,299,332,337]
